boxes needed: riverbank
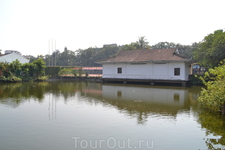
[48,75,202,87]
[47,76,102,82]
[1,75,201,87]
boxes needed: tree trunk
[221,102,225,116]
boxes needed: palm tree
[137,36,150,50]
[123,36,150,51]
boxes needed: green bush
[0,59,47,82]
[58,68,73,76]
[189,74,203,85]
[45,66,61,77]
[198,60,225,113]
[1,76,22,82]
[37,76,49,81]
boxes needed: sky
[0,0,224,57]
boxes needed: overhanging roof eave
[97,59,192,64]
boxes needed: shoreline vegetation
[1,30,225,114]
[0,59,202,85]
[1,58,225,116]
[0,58,47,82]
[197,60,225,115]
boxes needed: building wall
[185,63,191,79]
[102,62,189,80]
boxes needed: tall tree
[57,47,76,66]
[151,42,197,58]
[123,36,150,51]
[33,58,46,78]
[151,42,176,49]
[176,43,198,58]
[8,59,22,76]
[193,29,225,68]
[123,42,139,51]
[137,36,150,50]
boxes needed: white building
[0,52,29,64]
[97,48,192,85]
[5,50,22,55]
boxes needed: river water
[0,81,225,150]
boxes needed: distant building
[5,50,21,55]
[103,44,117,47]
[0,52,29,64]
[73,67,102,77]
[190,63,206,75]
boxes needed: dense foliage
[193,29,225,69]
[151,41,198,58]
[123,36,150,50]
[0,58,47,82]
[29,37,199,67]
[198,60,225,113]
[58,68,75,76]
[45,66,61,77]
[34,45,121,67]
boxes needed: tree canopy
[123,36,150,51]
[151,41,198,58]
[193,29,225,68]
[29,35,222,67]
[0,58,47,82]
[30,40,196,67]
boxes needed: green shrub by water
[198,60,225,114]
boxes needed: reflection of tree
[197,110,225,150]
[0,81,102,107]
[0,82,47,101]
[0,81,202,126]
[0,82,49,107]
[136,112,148,125]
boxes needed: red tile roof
[82,67,102,70]
[74,67,102,70]
[98,48,191,63]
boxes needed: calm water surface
[0,81,225,150]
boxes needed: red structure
[73,67,102,77]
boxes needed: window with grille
[174,68,180,76]
[117,68,122,74]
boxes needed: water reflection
[101,84,193,124]
[1,81,225,149]
[48,93,57,121]
[0,82,47,107]
[197,110,225,150]
[0,81,199,122]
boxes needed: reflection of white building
[102,85,189,106]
